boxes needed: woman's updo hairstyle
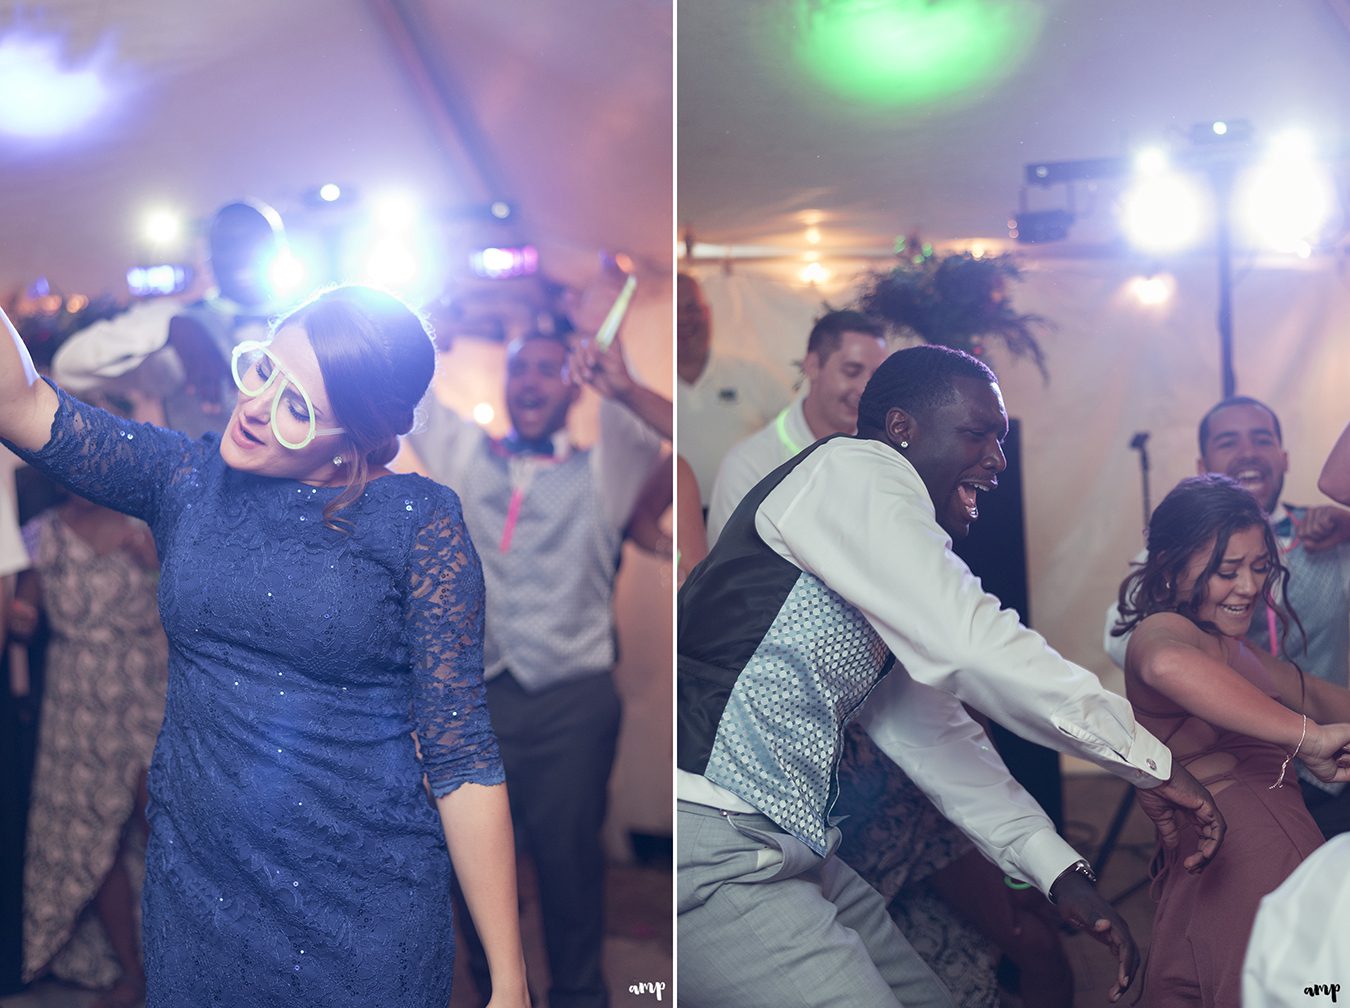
[277,285,435,528]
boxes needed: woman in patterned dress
[15,466,166,1007]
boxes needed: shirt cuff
[1051,708,1172,787]
[1013,828,1084,896]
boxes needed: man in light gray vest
[409,328,667,1008]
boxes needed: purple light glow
[0,29,115,139]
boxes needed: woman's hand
[1300,722,1350,783]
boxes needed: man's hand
[1048,869,1138,1002]
[1300,505,1350,552]
[570,337,636,402]
[1134,762,1225,873]
[166,316,229,414]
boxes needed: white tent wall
[683,258,1350,721]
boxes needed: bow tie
[500,434,555,458]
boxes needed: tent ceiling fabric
[679,0,1350,254]
[0,0,672,294]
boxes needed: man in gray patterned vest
[677,344,1226,1008]
[409,328,667,1008]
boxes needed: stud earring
[332,455,344,467]
[899,440,909,449]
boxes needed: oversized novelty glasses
[230,340,346,450]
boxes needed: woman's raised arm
[0,306,60,453]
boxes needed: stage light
[318,183,342,203]
[1128,274,1173,307]
[143,209,182,246]
[1134,146,1169,176]
[371,191,418,232]
[1120,171,1208,253]
[797,0,1045,107]
[800,261,829,285]
[268,249,305,296]
[489,201,512,220]
[1009,208,1073,244]
[472,402,495,426]
[127,265,190,298]
[364,237,420,290]
[470,246,538,280]
[1212,121,1228,137]
[1236,130,1334,252]
[0,32,110,138]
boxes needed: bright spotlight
[470,246,538,280]
[1212,121,1228,137]
[143,209,182,246]
[1269,128,1316,161]
[800,261,830,285]
[472,402,495,426]
[268,249,305,296]
[364,237,420,290]
[1128,274,1174,307]
[489,201,512,220]
[127,265,190,298]
[1120,173,1208,253]
[0,32,111,138]
[372,192,418,232]
[1236,135,1334,252]
[1134,146,1170,176]
[318,183,341,203]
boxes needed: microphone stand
[1129,432,1151,535]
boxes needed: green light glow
[797,0,1045,107]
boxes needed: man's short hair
[805,310,885,362]
[856,344,996,433]
[1197,396,1283,455]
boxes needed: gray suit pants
[677,802,955,1008]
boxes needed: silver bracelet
[1270,712,1308,790]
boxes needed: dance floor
[1,860,674,1008]
[1,776,1166,1008]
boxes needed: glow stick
[594,274,637,349]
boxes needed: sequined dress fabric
[7,386,504,1008]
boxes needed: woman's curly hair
[1112,474,1304,652]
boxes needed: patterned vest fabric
[457,443,623,692]
[678,437,893,855]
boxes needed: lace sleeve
[1,380,198,527]
[407,485,505,797]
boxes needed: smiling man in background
[705,309,887,544]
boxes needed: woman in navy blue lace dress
[1,287,530,1008]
